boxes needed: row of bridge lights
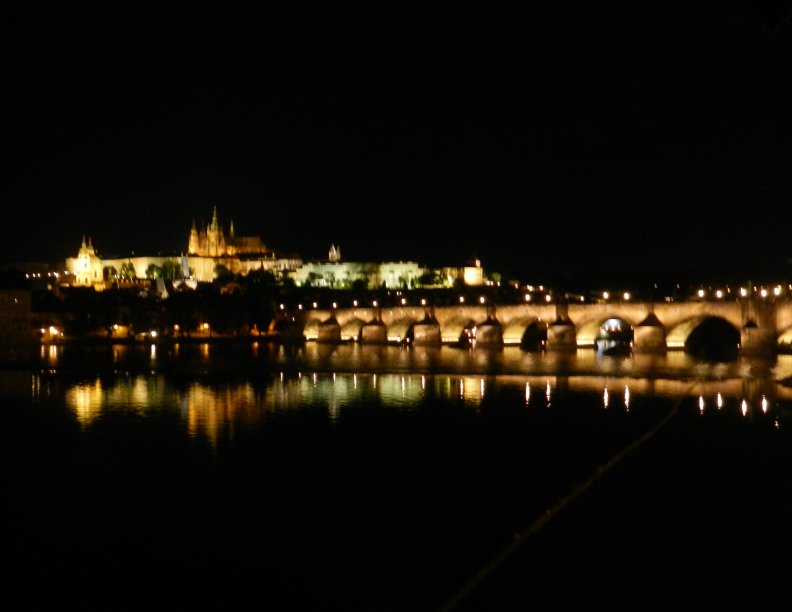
[697,285,788,299]
[279,294,560,311]
[277,284,791,310]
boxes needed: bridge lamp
[401,298,407,305]
[739,288,748,297]
[298,304,303,310]
[623,292,630,301]
[524,294,531,302]
[332,302,337,309]
[773,287,782,296]
[372,300,378,307]
[715,290,723,299]
[420,298,426,306]
[697,289,705,298]
[545,294,552,303]
[602,291,609,300]
[760,289,768,298]
[353,300,358,307]
[459,296,465,303]
[279,304,285,310]
[479,296,486,304]
[312,302,318,308]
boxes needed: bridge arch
[575,316,637,349]
[666,316,740,358]
[778,325,792,351]
[503,316,541,346]
[387,317,419,343]
[340,317,367,342]
[441,316,477,346]
[521,320,548,351]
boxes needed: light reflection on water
[5,345,792,445]
[37,369,789,442]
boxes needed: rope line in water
[438,385,694,612]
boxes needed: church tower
[68,236,104,287]
[205,205,227,257]
[188,218,200,255]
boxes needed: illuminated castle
[188,206,268,257]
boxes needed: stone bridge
[274,298,792,355]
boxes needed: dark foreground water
[3,342,792,610]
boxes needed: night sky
[3,3,791,287]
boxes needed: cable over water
[438,383,696,612]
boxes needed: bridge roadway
[275,298,792,354]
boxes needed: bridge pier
[317,315,341,343]
[413,312,442,346]
[547,317,576,350]
[475,315,503,346]
[633,312,666,353]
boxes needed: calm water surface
[4,342,792,610]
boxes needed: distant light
[298,304,303,310]
[401,298,406,305]
[373,300,378,307]
[580,296,585,302]
[479,296,485,304]
[332,302,337,309]
[698,289,705,298]
[740,288,748,297]
[421,298,426,305]
[525,294,531,302]
[545,294,552,303]
[459,296,465,303]
[353,300,358,307]
[760,289,768,298]
[113,324,119,330]
[279,304,285,310]
[623,292,630,301]
[773,287,781,296]
[603,291,609,300]
[313,302,318,308]
[150,330,158,338]
[715,290,723,299]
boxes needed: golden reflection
[717,393,723,409]
[185,382,259,445]
[762,396,768,413]
[624,385,630,411]
[525,382,530,405]
[603,386,609,409]
[66,378,104,424]
[741,400,748,416]
[699,396,705,414]
[150,344,156,360]
[200,343,210,360]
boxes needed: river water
[3,341,792,610]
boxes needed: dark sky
[2,3,791,286]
